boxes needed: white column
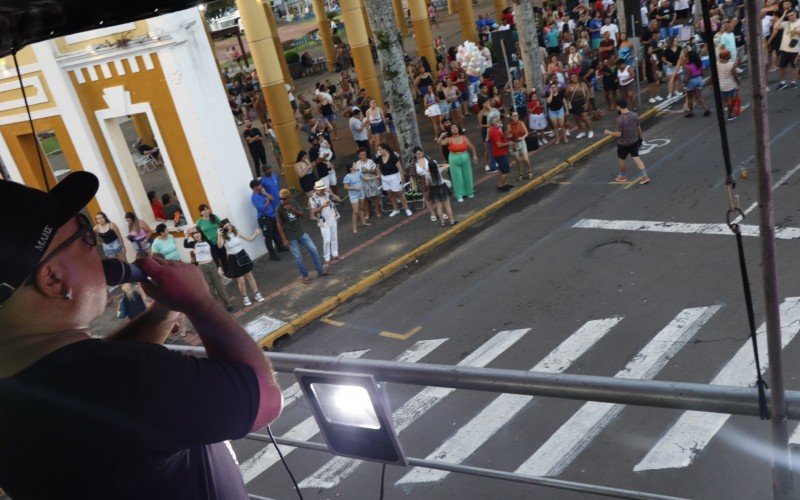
[0,132,23,182]
[147,9,266,258]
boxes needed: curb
[259,107,663,349]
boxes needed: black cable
[728,215,770,420]
[11,50,50,191]
[379,462,386,500]
[266,425,304,500]
[698,0,735,188]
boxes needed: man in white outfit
[309,180,342,265]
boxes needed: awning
[0,0,203,56]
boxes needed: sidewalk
[88,1,673,345]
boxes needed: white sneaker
[404,209,412,216]
[443,213,449,220]
[666,92,673,99]
[576,132,586,139]
[655,95,664,101]
[588,131,594,139]
[243,296,252,306]
[389,210,400,217]
[484,164,491,172]
[540,137,548,145]
[545,131,555,137]
[254,292,265,302]
[648,98,656,104]
[565,129,571,137]
[456,198,464,203]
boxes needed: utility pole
[742,0,793,498]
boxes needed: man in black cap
[0,172,282,498]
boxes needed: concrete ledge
[259,109,664,349]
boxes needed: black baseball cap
[0,171,99,306]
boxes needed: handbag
[731,91,742,117]
[525,134,539,151]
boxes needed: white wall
[147,9,266,259]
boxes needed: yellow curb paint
[258,110,663,349]
[321,316,346,327]
[380,326,423,340]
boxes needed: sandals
[527,172,534,179]
[518,175,524,182]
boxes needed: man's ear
[33,261,69,300]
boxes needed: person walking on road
[438,123,479,202]
[716,49,741,121]
[276,189,332,284]
[683,50,711,118]
[604,99,650,185]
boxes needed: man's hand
[137,256,212,314]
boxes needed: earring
[65,289,73,301]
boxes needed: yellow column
[393,0,408,36]
[409,0,436,70]
[131,114,155,146]
[341,0,382,102]
[264,0,292,84]
[494,0,506,23]
[313,0,337,71]
[459,0,478,43]
[360,0,374,39]
[448,0,456,15]
[237,0,302,189]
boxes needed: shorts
[494,155,511,174]
[687,75,703,91]
[548,107,565,119]
[102,239,124,258]
[778,50,799,69]
[603,77,618,91]
[290,100,298,111]
[547,46,561,56]
[619,82,633,94]
[617,142,640,159]
[370,121,387,134]
[348,188,365,204]
[324,113,336,123]
[510,140,528,158]
[721,88,737,98]
[322,170,338,188]
[591,38,601,50]
[770,35,783,54]
[381,172,404,193]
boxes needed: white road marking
[396,317,622,486]
[297,329,530,489]
[635,297,800,471]
[639,139,671,155]
[241,348,372,483]
[516,306,721,477]
[732,159,800,224]
[573,218,800,240]
[789,422,800,447]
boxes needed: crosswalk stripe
[241,340,446,484]
[516,306,721,477]
[396,317,623,486]
[297,329,530,489]
[635,297,800,472]
[789,422,800,447]
[241,348,372,483]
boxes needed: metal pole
[631,15,641,111]
[252,434,687,500]
[742,0,793,498]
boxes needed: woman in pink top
[683,50,711,118]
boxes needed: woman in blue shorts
[683,50,711,118]
[343,161,370,233]
[546,84,568,144]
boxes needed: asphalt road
[235,83,800,499]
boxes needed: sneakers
[576,132,586,139]
[254,291,265,303]
[614,174,628,182]
[565,129,571,137]
[648,98,657,104]
[655,95,664,101]
[388,210,400,217]
[639,176,651,185]
[684,112,695,118]
[540,137,548,145]
[484,164,491,172]
[791,83,799,90]
[588,131,594,139]
[430,214,437,222]
[703,110,712,117]
[497,184,513,192]
[665,92,673,99]
[269,254,281,261]
[456,197,464,202]
[405,209,412,216]
[243,296,252,306]
[777,82,789,91]
[727,114,737,121]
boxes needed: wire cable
[379,462,386,500]
[266,425,304,500]
[11,50,50,191]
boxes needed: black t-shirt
[376,152,400,176]
[243,128,265,151]
[657,6,673,28]
[0,339,259,499]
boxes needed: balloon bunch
[455,41,490,77]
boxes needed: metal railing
[172,346,800,499]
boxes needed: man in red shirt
[487,116,514,191]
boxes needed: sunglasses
[37,213,96,268]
